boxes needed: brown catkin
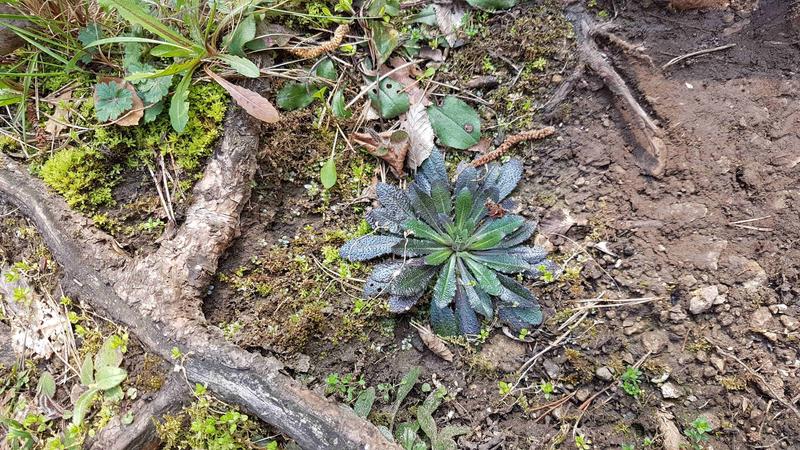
[288,24,349,59]
[471,126,556,167]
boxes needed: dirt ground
[3,0,800,448]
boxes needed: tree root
[0,104,397,449]
[545,1,666,177]
[86,375,189,450]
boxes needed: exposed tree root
[0,104,397,449]
[545,1,667,177]
[86,375,189,450]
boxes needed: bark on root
[544,2,667,177]
[0,105,397,449]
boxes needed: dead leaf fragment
[411,321,454,362]
[656,410,686,450]
[385,57,427,105]
[255,22,294,48]
[434,2,466,47]
[352,129,409,177]
[401,102,435,170]
[44,91,72,137]
[204,68,279,124]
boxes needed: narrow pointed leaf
[429,302,458,337]
[389,265,438,296]
[216,54,261,78]
[462,255,502,295]
[469,251,530,273]
[425,248,453,266]
[468,215,524,250]
[340,235,403,261]
[454,286,481,335]
[394,238,447,257]
[204,68,279,123]
[432,255,457,307]
[404,219,450,246]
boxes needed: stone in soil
[595,366,614,381]
[479,334,527,373]
[750,306,774,329]
[661,382,681,399]
[689,285,722,315]
[641,330,669,354]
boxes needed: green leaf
[391,366,420,427]
[462,255,502,296]
[36,371,56,399]
[94,366,127,390]
[150,43,194,58]
[468,215,525,251]
[427,96,481,149]
[331,89,351,118]
[217,54,260,78]
[408,5,437,25]
[121,411,135,425]
[72,388,99,425]
[321,155,337,189]
[390,265,438,296]
[86,36,191,52]
[368,0,400,17]
[94,81,133,122]
[430,182,452,215]
[454,188,473,230]
[126,59,199,81]
[370,21,399,66]
[78,23,103,48]
[470,252,530,273]
[465,0,517,11]
[143,100,164,122]
[425,248,453,266]
[225,14,256,56]
[277,82,316,111]
[95,337,124,369]
[169,62,197,132]
[135,74,172,104]
[98,0,194,48]
[367,77,409,119]
[313,58,338,81]
[80,355,94,386]
[432,255,457,308]
[354,387,376,418]
[404,219,450,246]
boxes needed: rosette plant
[340,149,554,336]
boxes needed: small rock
[750,307,773,329]
[769,304,788,314]
[575,388,591,402]
[596,366,614,381]
[641,330,669,354]
[670,305,688,322]
[710,355,725,373]
[780,315,799,331]
[689,285,719,315]
[703,366,718,378]
[623,319,647,336]
[661,382,681,399]
[543,359,561,380]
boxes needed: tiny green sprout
[420,382,432,393]
[339,44,356,55]
[620,366,642,398]
[477,326,490,344]
[353,298,367,314]
[575,434,591,450]
[684,417,711,450]
[194,383,207,396]
[4,270,19,283]
[642,437,654,447]
[498,381,512,396]
[621,445,635,450]
[171,347,183,360]
[540,380,555,400]
[530,57,548,71]
[537,264,556,283]
[60,296,72,305]
[13,287,30,303]
[322,244,340,264]
[518,328,530,340]
[598,9,609,19]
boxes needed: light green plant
[684,417,711,450]
[620,366,642,398]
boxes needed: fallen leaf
[411,321,454,362]
[351,129,409,177]
[419,47,444,62]
[44,91,72,137]
[204,67,279,124]
[249,22,294,50]
[385,57,427,105]
[97,77,143,127]
[401,102,435,170]
[467,137,491,154]
[427,96,481,149]
[434,2,466,47]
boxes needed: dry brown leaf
[419,47,444,62]
[255,22,294,48]
[434,2,466,47]
[656,410,685,450]
[205,68,279,124]
[351,129,409,177]
[669,0,729,10]
[44,91,72,137]
[467,137,491,154]
[96,77,143,127]
[411,321,454,362]
[384,57,428,105]
[401,102,435,170]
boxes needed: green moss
[94,82,228,179]
[40,147,117,211]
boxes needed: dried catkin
[411,321,454,362]
[288,24,349,59]
[471,126,556,168]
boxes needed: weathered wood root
[544,2,667,177]
[86,375,189,450]
[0,103,398,449]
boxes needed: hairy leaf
[499,305,543,332]
[376,183,413,217]
[394,238,447,257]
[425,248,453,266]
[391,366,421,426]
[354,387,376,418]
[468,215,525,251]
[497,221,536,248]
[340,235,403,261]
[462,255,502,295]
[364,261,404,297]
[388,293,422,312]
[404,218,449,246]
[217,54,261,78]
[469,251,530,274]
[466,0,518,11]
[454,286,481,335]
[37,372,56,399]
[430,302,458,337]
[389,265,438,296]
[432,255,457,307]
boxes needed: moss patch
[40,147,118,211]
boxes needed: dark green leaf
[395,238,447,257]
[368,0,401,17]
[425,248,453,265]
[466,0,518,11]
[168,63,197,132]
[404,219,449,246]
[217,54,260,78]
[135,74,172,104]
[277,82,316,111]
[225,14,256,56]
[462,255,502,295]
[78,23,103,49]
[313,58,338,81]
[367,76,409,119]
[331,89,351,118]
[340,235,403,261]
[354,387,376,418]
[467,215,525,251]
[370,21,399,66]
[143,100,164,122]
[430,182,452,215]
[432,255,457,307]
[430,302,458,337]
[427,96,481,149]
[150,43,194,58]
[391,366,420,426]
[389,265,438,296]
[454,188,473,230]
[498,305,543,332]
[469,252,530,274]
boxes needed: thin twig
[662,43,736,69]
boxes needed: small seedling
[540,380,555,400]
[684,417,711,450]
[498,381,512,396]
[575,434,591,450]
[620,366,642,398]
